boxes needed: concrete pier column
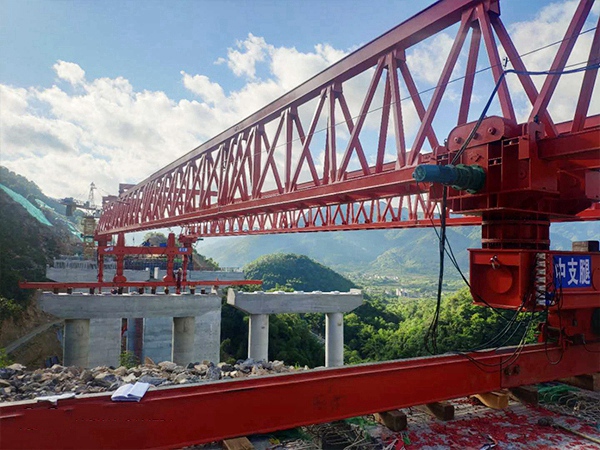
[63,319,90,367]
[248,314,269,361]
[143,317,173,363]
[228,289,362,367]
[40,293,222,367]
[88,318,121,368]
[126,318,137,353]
[194,308,221,363]
[325,312,344,367]
[172,317,195,365]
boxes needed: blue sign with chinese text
[553,255,592,288]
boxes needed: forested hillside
[343,289,538,363]
[0,169,80,320]
[199,220,597,278]
[244,253,356,291]
[0,167,67,215]
[221,253,538,368]
[221,254,356,366]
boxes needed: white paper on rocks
[35,392,76,405]
[110,382,150,402]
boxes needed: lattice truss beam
[98,0,599,237]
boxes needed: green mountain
[0,168,83,315]
[198,220,598,279]
[222,253,355,367]
[0,167,67,216]
[243,253,356,291]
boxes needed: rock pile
[0,359,308,403]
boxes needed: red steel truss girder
[538,126,600,163]
[187,215,600,237]
[98,0,598,237]
[183,209,481,237]
[528,0,595,127]
[1,342,598,450]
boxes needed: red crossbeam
[18,280,261,290]
[1,342,598,450]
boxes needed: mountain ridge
[198,222,598,278]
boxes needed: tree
[342,288,541,363]
[244,253,356,292]
[142,232,168,246]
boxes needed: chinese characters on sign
[553,255,592,288]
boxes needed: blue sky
[2,0,555,99]
[1,0,597,200]
[2,0,431,99]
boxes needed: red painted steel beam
[1,342,598,450]
[18,280,261,290]
[537,126,600,164]
[185,216,483,238]
[100,163,430,235]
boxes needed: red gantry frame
[5,0,600,448]
[20,232,262,294]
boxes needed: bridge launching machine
[3,0,599,448]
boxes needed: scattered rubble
[0,360,307,403]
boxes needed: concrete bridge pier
[248,314,269,361]
[227,290,363,367]
[126,318,137,353]
[88,319,122,367]
[172,317,195,365]
[325,312,344,368]
[143,317,172,363]
[39,293,222,368]
[63,319,90,367]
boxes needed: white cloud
[502,0,599,122]
[180,72,226,105]
[0,39,353,199]
[225,33,272,79]
[270,43,347,91]
[406,33,457,85]
[53,60,86,85]
[3,1,596,203]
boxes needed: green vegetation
[220,253,354,367]
[0,297,23,323]
[222,252,540,368]
[220,300,325,367]
[244,253,355,291]
[0,166,66,214]
[344,289,539,363]
[192,251,220,271]
[0,168,79,321]
[119,351,140,368]
[0,348,13,368]
[199,218,596,279]
[0,187,74,308]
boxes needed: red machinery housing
[421,115,599,344]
